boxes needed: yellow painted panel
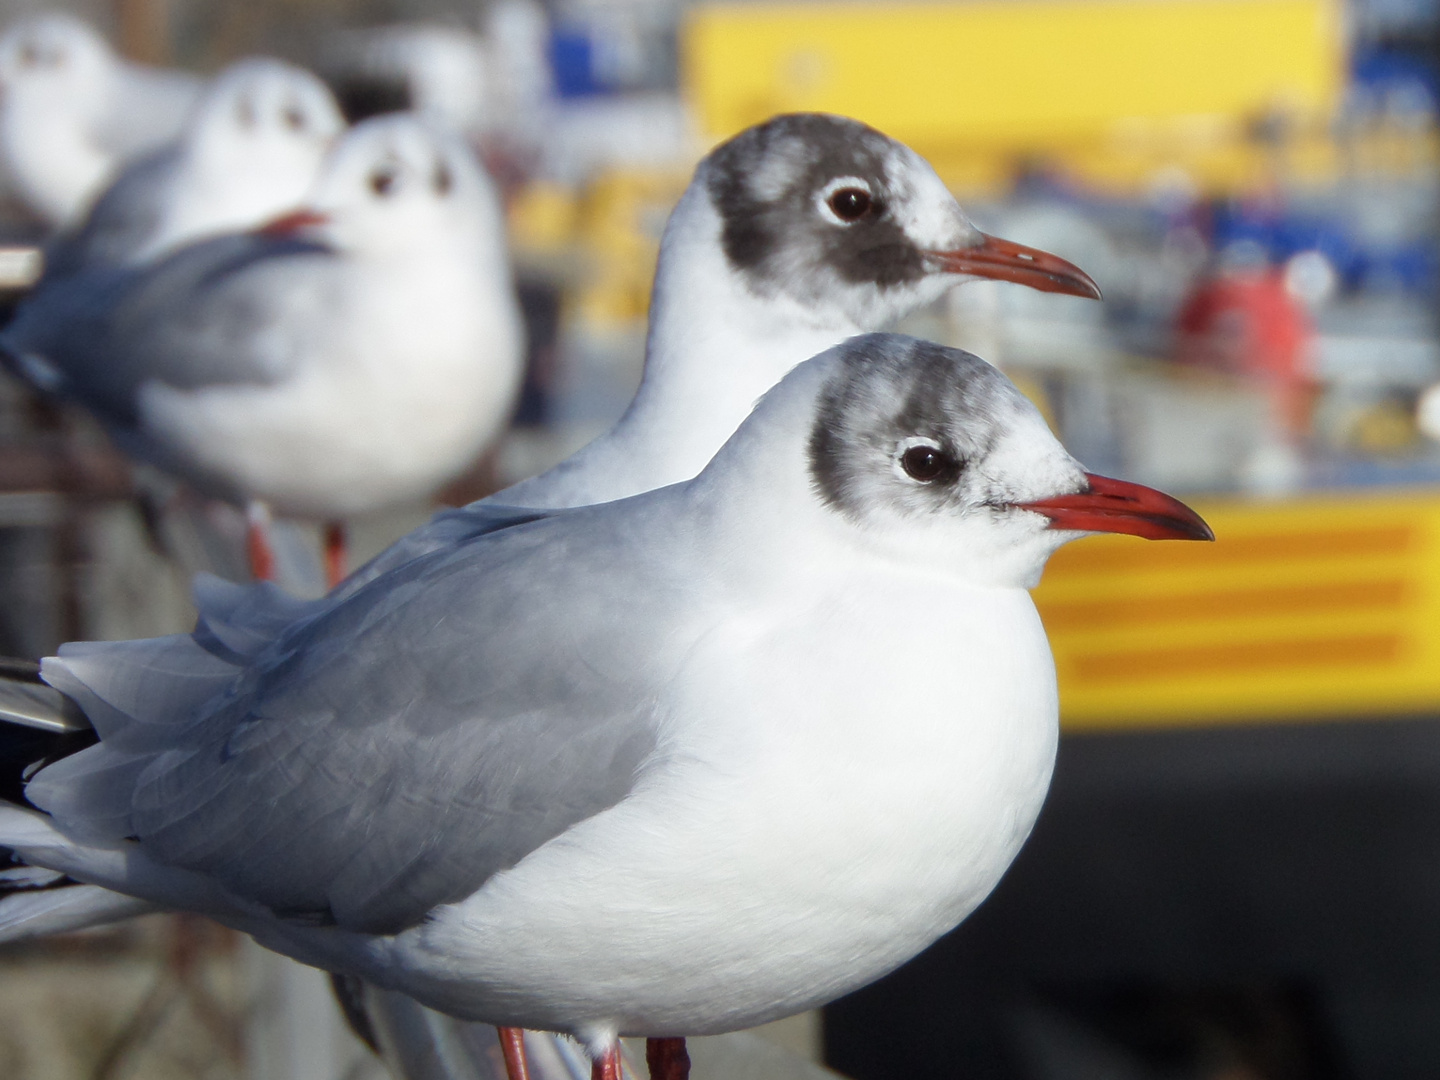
[1038,490,1440,729]
[683,0,1345,152]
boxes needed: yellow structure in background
[683,0,1347,193]
[1038,491,1440,729]
[685,0,1344,149]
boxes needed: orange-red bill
[1017,473,1214,541]
[256,209,330,238]
[928,233,1102,300]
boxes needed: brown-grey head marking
[808,334,1039,522]
[704,114,936,303]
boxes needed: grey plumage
[31,504,696,934]
[334,503,555,604]
[42,147,177,280]
[2,234,334,484]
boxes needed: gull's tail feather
[0,868,155,942]
[0,647,222,942]
[0,802,163,940]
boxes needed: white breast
[392,570,1058,1037]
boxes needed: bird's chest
[404,573,1059,1031]
[653,574,1060,954]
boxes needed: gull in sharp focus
[337,110,1105,1076]
[0,13,201,227]
[45,56,345,280]
[0,334,1211,1080]
[1,113,523,583]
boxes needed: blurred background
[0,0,1437,1077]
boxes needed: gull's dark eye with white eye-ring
[828,187,873,222]
[899,440,959,483]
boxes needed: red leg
[246,503,275,582]
[646,1037,690,1080]
[497,1027,531,1080]
[591,1042,622,1080]
[324,521,347,589]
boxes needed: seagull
[0,12,201,227]
[44,56,345,280]
[0,334,1211,1080]
[342,112,1101,595]
[1,112,524,586]
[333,110,1104,1077]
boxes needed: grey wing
[2,234,334,425]
[332,502,555,602]
[60,514,682,935]
[44,149,179,280]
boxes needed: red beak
[1017,473,1213,541]
[256,209,330,238]
[928,233,1102,300]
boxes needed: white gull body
[46,56,345,278]
[0,336,1094,1048]
[1,113,523,520]
[0,13,201,226]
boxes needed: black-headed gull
[0,334,1210,1080]
[344,112,1101,594]
[0,12,201,226]
[45,56,345,279]
[1,113,523,585]
[342,110,1105,1074]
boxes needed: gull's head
[697,114,1099,331]
[799,334,1210,587]
[187,58,343,180]
[257,113,501,258]
[0,13,112,102]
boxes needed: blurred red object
[1175,268,1316,435]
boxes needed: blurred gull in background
[45,56,346,280]
[0,12,201,228]
[1,113,523,585]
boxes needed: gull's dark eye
[433,163,452,195]
[827,187,873,222]
[284,105,307,131]
[369,167,399,197]
[900,442,957,483]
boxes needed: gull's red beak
[928,234,1102,300]
[1017,473,1213,541]
[256,209,330,238]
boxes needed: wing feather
[34,508,690,934]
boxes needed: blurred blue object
[1352,47,1440,109]
[549,29,602,97]
[1211,200,1434,295]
